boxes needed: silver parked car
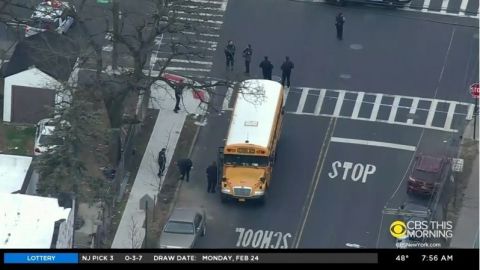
[159,208,206,249]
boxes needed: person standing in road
[259,56,273,80]
[335,12,345,40]
[157,148,167,177]
[206,161,218,193]
[173,81,185,113]
[224,40,236,71]
[177,158,193,182]
[280,56,294,88]
[242,44,253,75]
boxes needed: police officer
[259,56,273,80]
[242,44,253,75]
[173,81,185,113]
[206,161,218,193]
[280,56,294,88]
[335,12,346,40]
[177,158,193,182]
[157,148,167,177]
[224,40,236,71]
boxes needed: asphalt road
[1,0,476,250]
[169,0,478,249]
[211,0,478,100]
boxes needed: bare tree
[1,0,267,204]
[128,215,143,248]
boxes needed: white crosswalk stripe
[222,86,475,133]
[400,0,480,19]
[294,0,479,18]
[102,0,229,77]
[149,0,229,77]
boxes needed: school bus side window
[224,155,269,167]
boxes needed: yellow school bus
[219,79,284,203]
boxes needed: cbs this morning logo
[390,220,453,239]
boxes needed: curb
[163,114,204,223]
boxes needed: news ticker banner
[2,250,478,265]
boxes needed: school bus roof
[226,79,283,149]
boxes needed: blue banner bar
[4,253,79,264]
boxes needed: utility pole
[144,200,148,248]
[112,0,119,71]
[470,83,479,140]
[474,98,478,140]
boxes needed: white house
[1,31,78,124]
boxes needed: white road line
[150,34,163,70]
[171,38,218,45]
[459,0,469,15]
[176,16,224,25]
[174,45,217,51]
[402,6,479,18]
[102,44,112,52]
[332,91,345,117]
[177,4,223,11]
[306,113,459,132]
[165,67,211,72]
[407,98,419,125]
[221,0,228,11]
[293,86,474,107]
[351,92,365,119]
[186,0,223,5]
[314,89,327,115]
[175,10,224,17]
[296,88,310,114]
[182,31,220,38]
[422,0,431,12]
[444,102,457,130]
[370,94,383,121]
[330,137,417,151]
[440,0,449,13]
[466,104,475,120]
[222,87,233,111]
[425,100,439,127]
[388,96,401,123]
[154,58,213,66]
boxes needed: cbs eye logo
[390,221,407,238]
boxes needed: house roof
[0,154,32,193]
[0,193,72,248]
[3,31,79,81]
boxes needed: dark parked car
[407,155,450,196]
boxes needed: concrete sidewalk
[111,80,208,248]
[450,116,479,248]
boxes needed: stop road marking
[328,161,376,183]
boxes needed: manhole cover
[350,44,363,50]
[339,74,352,79]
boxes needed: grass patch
[147,114,199,248]
[0,122,35,155]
